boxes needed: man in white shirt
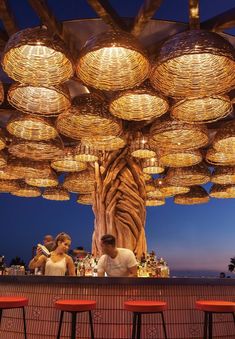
[97,234,137,277]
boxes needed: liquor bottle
[0,256,5,275]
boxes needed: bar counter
[0,276,234,338]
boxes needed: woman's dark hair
[101,234,116,246]
[55,232,71,248]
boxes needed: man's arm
[97,255,105,277]
[128,265,137,277]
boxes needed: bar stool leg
[232,312,235,324]
[208,312,213,339]
[203,312,208,339]
[57,311,64,339]
[160,312,168,339]
[136,313,141,339]
[88,310,95,339]
[71,312,77,339]
[132,313,137,339]
[22,307,27,339]
[0,309,2,325]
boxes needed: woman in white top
[29,232,75,276]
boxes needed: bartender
[97,234,137,277]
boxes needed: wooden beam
[189,0,200,30]
[0,0,18,36]
[201,7,235,31]
[131,0,163,37]
[28,0,79,56]
[86,0,127,31]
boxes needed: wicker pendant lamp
[77,193,93,205]
[159,149,202,168]
[0,81,4,105]
[142,157,164,174]
[211,166,235,185]
[159,183,190,197]
[213,121,235,152]
[150,119,208,150]
[63,169,95,193]
[150,30,235,98]
[51,147,87,172]
[7,159,52,179]
[130,133,156,158]
[0,166,22,180]
[8,138,63,161]
[7,114,58,141]
[8,82,71,116]
[11,182,41,198]
[0,130,6,151]
[0,151,7,168]
[2,27,74,86]
[76,30,150,91]
[109,82,168,121]
[171,95,232,124]
[42,186,70,201]
[165,164,211,186]
[174,186,209,205]
[0,179,20,193]
[146,197,165,206]
[75,143,99,162]
[25,171,58,187]
[206,148,235,166]
[56,93,122,140]
[146,181,164,199]
[81,134,126,152]
[209,184,235,199]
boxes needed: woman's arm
[66,256,76,276]
[28,254,46,270]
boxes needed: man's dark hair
[101,234,116,246]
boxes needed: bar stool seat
[124,300,168,339]
[195,300,235,339]
[0,296,28,339]
[55,299,96,339]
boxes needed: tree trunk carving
[92,147,147,258]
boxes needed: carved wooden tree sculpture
[92,147,147,258]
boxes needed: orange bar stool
[124,300,168,339]
[0,296,28,339]
[195,300,235,339]
[55,299,96,339]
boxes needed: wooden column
[92,147,147,258]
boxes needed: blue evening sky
[0,1,235,273]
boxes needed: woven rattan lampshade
[25,171,58,187]
[171,95,232,124]
[7,159,52,179]
[151,30,235,98]
[77,193,93,205]
[146,197,165,206]
[0,81,4,104]
[0,130,6,151]
[56,93,122,139]
[7,114,58,141]
[146,182,164,199]
[159,149,202,167]
[63,169,95,193]
[130,133,156,159]
[75,143,99,162]
[159,183,190,197]
[2,27,74,86]
[206,148,235,166]
[213,121,235,152]
[174,186,209,205]
[165,164,210,186]
[143,172,151,181]
[76,30,150,91]
[209,184,235,198]
[142,157,164,174]
[8,83,71,116]
[0,179,20,193]
[150,119,208,150]
[0,166,22,180]
[51,147,87,172]
[0,151,7,168]
[11,182,41,198]
[211,166,235,185]
[109,82,168,121]
[81,134,126,151]
[42,186,70,201]
[8,138,63,161]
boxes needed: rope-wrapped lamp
[76,30,150,91]
[11,182,41,198]
[2,27,74,86]
[159,149,202,167]
[25,171,58,187]
[42,186,70,201]
[51,147,87,172]
[150,30,235,98]
[165,164,211,186]
[8,82,71,116]
[7,159,52,179]
[174,186,209,205]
